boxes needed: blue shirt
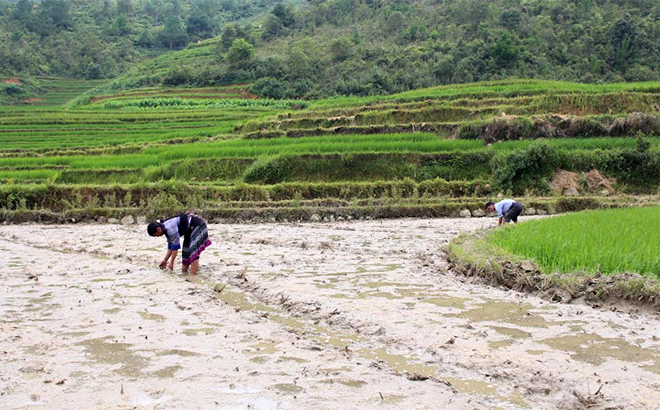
[495,199,515,218]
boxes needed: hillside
[78,0,660,101]
[2,79,660,223]
[0,0,293,80]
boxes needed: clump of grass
[488,207,660,277]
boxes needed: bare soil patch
[1,219,659,409]
[3,77,21,85]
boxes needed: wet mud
[1,219,660,409]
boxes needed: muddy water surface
[1,219,660,409]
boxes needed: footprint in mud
[540,333,660,374]
[448,300,551,328]
[269,383,304,395]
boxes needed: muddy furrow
[2,219,660,410]
[1,236,487,410]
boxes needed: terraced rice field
[2,79,660,222]
[31,77,107,106]
[88,84,256,104]
[3,79,660,410]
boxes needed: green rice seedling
[488,207,660,277]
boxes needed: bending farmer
[485,199,523,226]
[147,213,212,275]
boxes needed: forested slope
[79,0,660,100]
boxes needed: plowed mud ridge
[1,219,659,410]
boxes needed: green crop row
[487,207,660,277]
[103,98,304,110]
[3,137,660,189]
[243,93,660,133]
[308,80,660,109]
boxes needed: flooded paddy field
[1,219,659,410]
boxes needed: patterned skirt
[182,219,212,266]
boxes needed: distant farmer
[485,199,523,226]
[147,212,212,275]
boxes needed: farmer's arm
[164,234,181,270]
[498,217,503,226]
[168,250,178,270]
[160,249,172,268]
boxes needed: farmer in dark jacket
[486,199,523,226]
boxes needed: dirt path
[2,219,659,410]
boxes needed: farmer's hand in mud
[159,259,168,269]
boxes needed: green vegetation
[0,0,294,79]
[488,207,660,277]
[446,206,660,309]
[102,97,302,110]
[2,79,660,223]
[73,0,660,100]
[32,77,108,106]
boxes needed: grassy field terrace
[2,79,660,223]
[446,206,660,308]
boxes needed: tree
[261,14,284,41]
[112,14,131,36]
[220,0,236,13]
[272,4,295,27]
[117,0,133,16]
[101,0,113,18]
[187,4,214,38]
[500,10,521,30]
[286,46,312,80]
[610,13,640,69]
[220,25,237,51]
[170,0,183,17]
[433,56,455,84]
[250,77,285,99]
[226,38,254,69]
[387,11,405,32]
[159,15,187,49]
[136,29,154,47]
[12,0,33,24]
[491,32,519,68]
[330,37,354,61]
[40,0,73,30]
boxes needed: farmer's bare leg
[182,264,189,273]
[190,259,200,275]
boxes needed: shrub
[243,156,292,184]
[250,77,286,99]
[492,143,558,194]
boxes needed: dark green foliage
[226,38,254,69]
[329,37,354,62]
[491,32,520,68]
[243,0,660,98]
[243,156,292,184]
[250,77,286,99]
[8,0,654,96]
[492,143,558,194]
[159,15,188,49]
[261,14,285,41]
[0,0,280,78]
[219,24,237,52]
[271,3,295,28]
[162,65,193,86]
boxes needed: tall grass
[488,207,660,277]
